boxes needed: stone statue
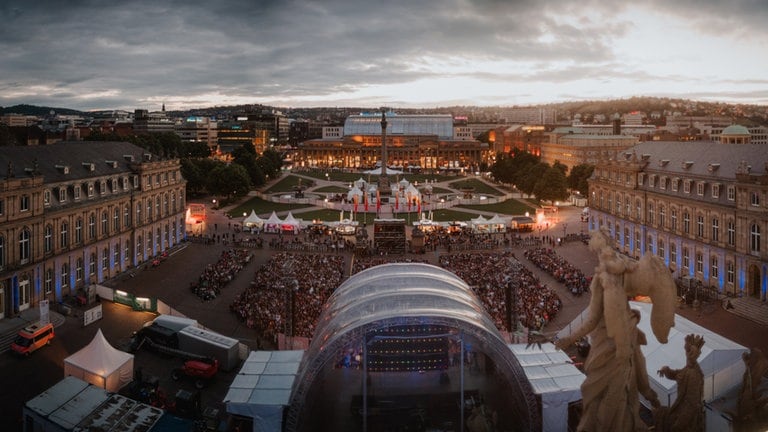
[655,334,705,432]
[737,348,768,424]
[556,226,676,431]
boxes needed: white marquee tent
[509,343,585,432]
[557,301,748,407]
[64,329,134,392]
[281,212,302,232]
[264,211,283,233]
[243,210,265,229]
[225,350,303,432]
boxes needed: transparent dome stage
[285,263,540,431]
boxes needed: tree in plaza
[518,162,549,198]
[232,143,266,187]
[490,152,515,184]
[567,163,595,196]
[257,148,284,179]
[181,158,221,196]
[552,160,569,176]
[206,163,251,199]
[533,165,569,203]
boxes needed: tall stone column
[377,108,391,198]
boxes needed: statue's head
[685,334,705,363]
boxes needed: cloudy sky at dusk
[1,0,767,111]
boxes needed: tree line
[84,131,283,201]
[490,149,594,203]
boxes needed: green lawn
[227,197,313,217]
[264,175,316,193]
[457,198,536,216]
[448,179,503,196]
[313,186,350,193]
[429,209,480,222]
[295,169,459,184]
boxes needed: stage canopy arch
[285,262,540,431]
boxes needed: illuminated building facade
[540,128,639,171]
[0,141,186,320]
[295,113,489,171]
[588,127,768,299]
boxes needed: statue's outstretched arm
[556,279,603,350]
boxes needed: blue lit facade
[588,137,768,300]
[0,142,187,320]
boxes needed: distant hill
[0,104,86,116]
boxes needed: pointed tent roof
[265,211,283,226]
[64,329,133,378]
[354,178,366,189]
[486,214,507,225]
[470,214,489,224]
[347,186,364,201]
[243,210,265,226]
[282,212,301,228]
[404,184,420,197]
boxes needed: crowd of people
[229,252,345,342]
[524,248,592,296]
[189,249,252,300]
[438,251,562,331]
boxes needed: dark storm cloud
[0,0,765,110]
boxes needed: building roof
[344,114,455,139]
[631,140,766,177]
[0,141,155,183]
[721,124,751,136]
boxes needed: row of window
[604,222,742,285]
[0,195,184,269]
[39,223,181,294]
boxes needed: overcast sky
[1,0,767,112]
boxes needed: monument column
[377,108,391,198]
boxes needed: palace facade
[294,113,489,172]
[588,125,767,299]
[0,141,186,320]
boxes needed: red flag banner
[395,193,399,211]
[354,194,359,213]
[417,198,421,216]
[376,190,381,211]
[364,193,369,212]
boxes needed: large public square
[4,173,767,431]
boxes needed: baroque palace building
[0,141,186,320]
[588,125,768,299]
[294,112,489,172]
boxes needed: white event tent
[264,211,283,233]
[509,343,585,432]
[225,350,303,432]
[557,301,748,407]
[63,329,134,392]
[243,210,265,229]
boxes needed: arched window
[19,228,31,263]
[76,257,84,281]
[45,268,53,294]
[114,208,120,231]
[61,263,69,288]
[172,191,177,212]
[89,252,97,275]
[44,224,53,252]
[102,211,109,235]
[658,205,666,228]
[124,204,130,227]
[750,224,761,253]
[60,221,69,248]
[155,196,161,218]
[75,218,83,243]
[88,213,96,239]
[163,193,169,215]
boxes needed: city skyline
[1,0,767,112]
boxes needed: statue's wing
[625,254,676,343]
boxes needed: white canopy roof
[510,343,585,432]
[363,167,403,175]
[63,329,134,392]
[225,350,303,432]
[243,210,265,227]
[264,211,282,226]
[282,212,302,228]
[485,214,508,226]
[347,186,364,201]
